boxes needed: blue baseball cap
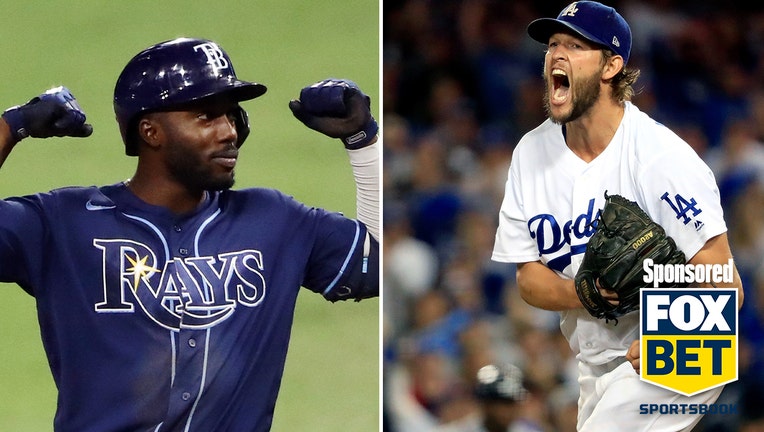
[527,1,632,64]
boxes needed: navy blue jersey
[0,182,376,431]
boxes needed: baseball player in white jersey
[491,2,744,431]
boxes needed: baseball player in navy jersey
[0,37,378,432]
[492,2,743,431]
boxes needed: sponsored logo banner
[640,288,738,396]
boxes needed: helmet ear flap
[234,106,250,148]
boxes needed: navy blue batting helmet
[114,37,267,156]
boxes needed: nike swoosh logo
[85,200,116,211]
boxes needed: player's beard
[165,142,236,193]
[543,69,601,125]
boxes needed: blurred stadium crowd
[382,1,764,431]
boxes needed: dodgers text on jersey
[528,198,599,272]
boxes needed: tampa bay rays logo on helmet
[193,42,230,74]
[93,239,266,330]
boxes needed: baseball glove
[574,192,687,322]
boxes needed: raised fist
[2,86,93,142]
[289,79,378,149]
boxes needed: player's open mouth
[551,69,570,104]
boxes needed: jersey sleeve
[634,133,727,260]
[0,194,49,294]
[492,149,541,263]
[302,210,379,301]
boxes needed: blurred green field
[0,1,379,431]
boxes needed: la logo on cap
[562,3,579,17]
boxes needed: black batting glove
[288,79,378,150]
[2,86,93,142]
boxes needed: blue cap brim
[527,17,610,52]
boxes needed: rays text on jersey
[92,239,266,330]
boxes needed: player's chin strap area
[324,230,379,303]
